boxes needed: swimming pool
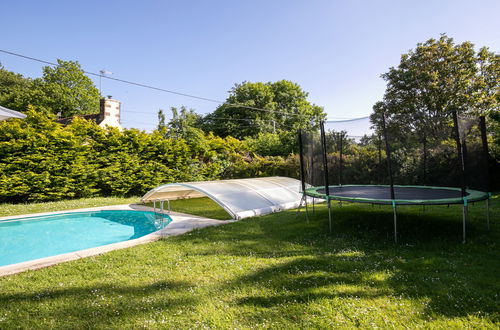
[0,210,171,267]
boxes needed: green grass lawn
[146,197,232,220]
[0,196,141,217]
[0,195,498,328]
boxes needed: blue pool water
[0,210,171,267]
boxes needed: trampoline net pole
[321,121,332,233]
[339,132,343,186]
[297,129,309,222]
[381,113,395,200]
[479,116,491,194]
[479,117,492,231]
[320,121,330,197]
[377,134,382,184]
[452,110,467,198]
[298,130,307,194]
[422,132,427,186]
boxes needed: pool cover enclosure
[142,177,306,220]
[299,111,492,243]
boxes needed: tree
[157,108,167,132]
[371,34,499,158]
[0,64,47,113]
[160,106,204,140]
[203,80,326,140]
[40,60,100,117]
[166,106,203,138]
[370,34,500,186]
[0,60,101,117]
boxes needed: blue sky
[1,0,499,132]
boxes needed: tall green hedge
[0,109,272,203]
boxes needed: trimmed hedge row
[0,109,295,203]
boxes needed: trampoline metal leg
[295,195,303,217]
[328,199,332,233]
[486,198,490,230]
[304,195,309,223]
[296,194,308,222]
[393,203,397,244]
[462,205,468,244]
[312,197,315,214]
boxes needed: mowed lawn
[0,195,498,328]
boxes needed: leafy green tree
[371,34,500,180]
[40,59,100,117]
[0,65,28,108]
[203,80,326,140]
[164,106,204,139]
[372,34,498,139]
[157,108,167,132]
[244,132,285,156]
[0,65,48,113]
[0,60,100,117]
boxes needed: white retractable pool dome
[141,176,306,219]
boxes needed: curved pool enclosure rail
[141,177,306,220]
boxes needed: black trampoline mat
[316,186,464,201]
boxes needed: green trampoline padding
[305,184,490,205]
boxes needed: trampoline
[306,185,490,206]
[297,112,492,243]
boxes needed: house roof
[55,114,101,125]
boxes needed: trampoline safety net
[299,112,492,204]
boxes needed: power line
[122,109,279,124]
[122,109,286,124]
[0,49,221,103]
[0,49,308,118]
[121,120,158,126]
[122,115,299,130]
[203,116,276,123]
[0,48,311,132]
[325,116,370,123]
[121,110,159,115]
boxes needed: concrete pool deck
[0,204,234,277]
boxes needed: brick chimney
[99,96,122,129]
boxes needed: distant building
[56,97,122,130]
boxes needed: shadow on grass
[0,280,196,327]
[229,251,498,322]
[179,202,499,322]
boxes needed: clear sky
[1,0,499,131]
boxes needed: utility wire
[325,116,370,123]
[0,49,307,117]
[122,109,278,123]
